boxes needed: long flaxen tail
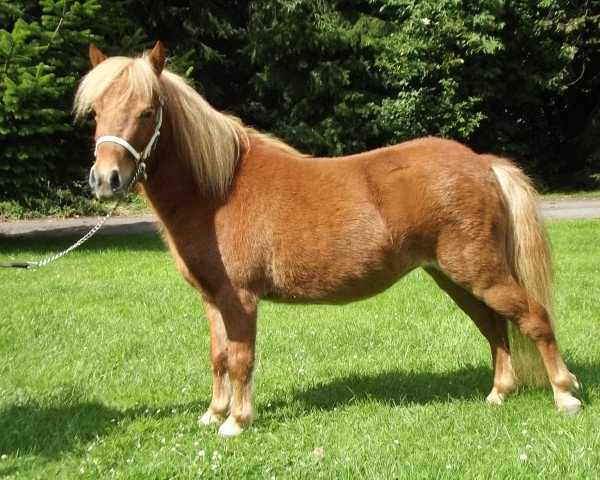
[491,158,553,387]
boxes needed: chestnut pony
[76,42,581,437]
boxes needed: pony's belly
[263,210,416,304]
[264,260,409,305]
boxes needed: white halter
[94,106,163,166]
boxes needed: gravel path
[1,198,599,238]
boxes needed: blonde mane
[74,52,249,197]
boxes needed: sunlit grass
[541,190,600,199]
[0,220,598,478]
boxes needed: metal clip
[138,161,148,181]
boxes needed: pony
[75,42,581,437]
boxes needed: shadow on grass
[265,359,597,420]
[0,400,123,458]
[0,397,205,460]
[0,368,489,459]
[568,360,598,407]
[291,366,491,410]
[0,360,594,460]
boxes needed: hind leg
[425,267,517,404]
[436,244,580,414]
[477,279,581,413]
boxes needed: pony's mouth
[91,179,124,200]
[95,187,124,201]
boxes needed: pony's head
[74,42,166,199]
[76,42,248,200]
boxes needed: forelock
[74,56,162,121]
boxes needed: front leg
[199,298,232,426]
[199,289,257,437]
[218,289,257,437]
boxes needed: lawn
[0,220,598,479]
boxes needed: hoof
[486,389,506,406]
[199,409,226,426]
[218,416,246,438]
[556,394,582,415]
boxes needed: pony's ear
[89,43,108,67]
[147,41,166,75]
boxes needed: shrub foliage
[1,0,598,215]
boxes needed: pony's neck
[140,121,218,227]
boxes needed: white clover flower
[313,446,324,459]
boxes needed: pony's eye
[141,108,154,119]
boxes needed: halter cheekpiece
[94,105,163,180]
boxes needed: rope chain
[2,160,146,269]
[30,200,121,268]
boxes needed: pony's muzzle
[89,166,124,200]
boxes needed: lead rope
[0,159,148,269]
[1,105,162,269]
[3,204,119,269]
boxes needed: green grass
[0,220,599,479]
[541,190,600,199]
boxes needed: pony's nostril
[89,167,98,188]
[109,170,122,191]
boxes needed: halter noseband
[94,106,163,180]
